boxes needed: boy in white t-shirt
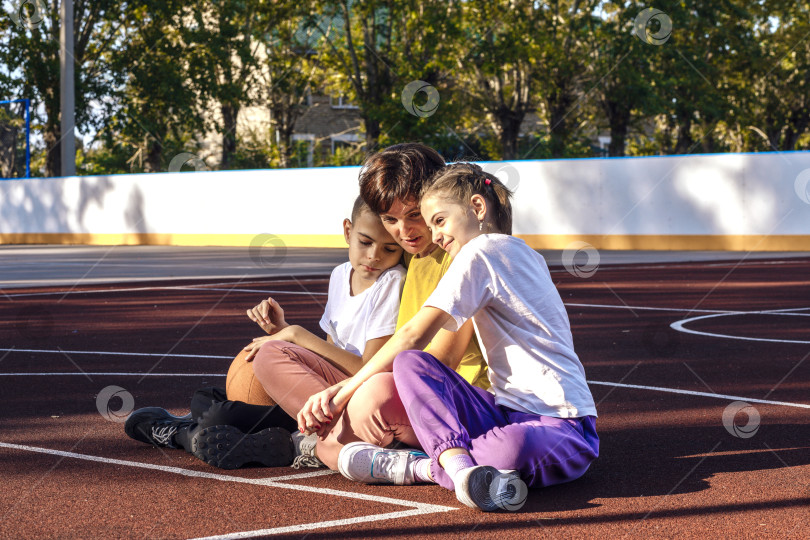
[124,196,405,469]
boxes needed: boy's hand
[242,335,274,361]
[243,326,299,360]
[247,296,288,334]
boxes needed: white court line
[0,348,233,359]
[178,287,327,295]
[587,380,810,409]
[3,304,808,362]
[3,286,325,299]
[189,510,435,540]
[0,372,226,377]
[0,442,455,539]
[566,303,810,315]
[548,258,809,275]
[2,369,807,410]
[671,312,810,345]
[565,302,732,314]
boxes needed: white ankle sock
[443,453,475,485]
[409,457,434,484]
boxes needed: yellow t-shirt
[398,248,490,390]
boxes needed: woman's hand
[297,383,347,437]
[246,296,288,335]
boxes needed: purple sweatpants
[393,350,599,490]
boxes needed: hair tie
[485,178,491,186]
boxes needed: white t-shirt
[424,234,597,418]
[319,262,406,357]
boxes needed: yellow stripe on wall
[519,235,810,252]
[1,233,809,251]
[0,233,348,248]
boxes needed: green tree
[0,0,125,176]
[454,0,544,160]
[305,0,464,154]
[106,1,202,172]
[186,0,265,170]
[748,1,810,151]
[588,2,661,157]
[256,1,323,168]
[533,0,600,158]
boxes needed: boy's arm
[282,326,362,376]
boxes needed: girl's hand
[297,383,346,437]
[247,297,288,335]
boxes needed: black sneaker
[124,407,193,449]
[190,425,294,470]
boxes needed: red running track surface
[1,258,809,538]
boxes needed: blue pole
[0,99,30,179]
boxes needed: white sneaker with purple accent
[338,442,428,485]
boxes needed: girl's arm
[423,319,476,371]
[298,306,452,433]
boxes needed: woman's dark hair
[421,162,513,234]
[359,143,446,214]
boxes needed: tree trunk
[44,122,61,178]
[546,87,575,158]
[604,100,630,157]
[0,122,18,177]
[221,104,238,170]
[145,139,162,173]
[673,116,694,154]
[363,115,380,153]
[494,107,524,160]
[280,123,295,168]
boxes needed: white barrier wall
[1,152,809,250]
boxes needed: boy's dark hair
[359,143,446,214]
[421,162,513,234]
[350,195,371,222]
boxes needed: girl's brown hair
[421,163,513,234]
[359,143,446,214]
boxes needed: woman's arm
[298,306,452,433]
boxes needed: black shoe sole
[190,425,294,470]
